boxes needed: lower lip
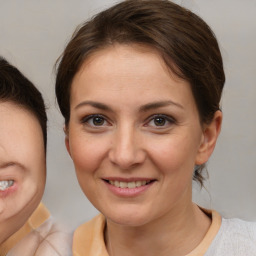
[104,180,155,197]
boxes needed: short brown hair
[55,0,225,185]
[0,57,47,150]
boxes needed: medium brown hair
[55,0,225,185]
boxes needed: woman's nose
[108,126,146,170]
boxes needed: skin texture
[66,44,222,255]
[0,102,45,245]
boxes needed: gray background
[0,0,255,230]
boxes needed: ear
[64,125,72,158]
[196,110,222,165]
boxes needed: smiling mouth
[0,180,14,191]
[104,180,154,188]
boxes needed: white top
[205,217,256,255]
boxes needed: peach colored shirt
[73,210,222,256]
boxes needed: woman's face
[67,44,217,226]
[0,102,45,243]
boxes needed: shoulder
[74,214,105,236]
[221,217,256,238]
[73,214,108,256]
[35,217,72,256]
[219,217,256,247]
[7,217,72,256]
[31,203,72,255]
[206,217,256,256]
[74,214,104,238]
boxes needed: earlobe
[64,126,72,158]
[196,110,222,165]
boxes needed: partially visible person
[0,57,71,256]
[55,0,256,255]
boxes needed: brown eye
[92,116,105,126]
[146,114,176,129]
[153,117,166,126]
[82,114,108,127]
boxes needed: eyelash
[145,114,176,128]
[81,114,110,127]
[80,114,176,129]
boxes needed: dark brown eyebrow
[74,100,183,112]
[139,100,184,112]
[74,101,113,112]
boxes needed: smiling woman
[55,0,256,255]
[0,57,71,256]
[67,45,213,230]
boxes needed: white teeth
[119,182,126,188]
[0,180,14,191]
[135,181,141,187]
[109,180,150,188]
[128,181,136,189]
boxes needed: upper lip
[102,177,156,182]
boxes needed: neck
[105,203,211,256]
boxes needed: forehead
[71,44,191,98]
[0,101,41,132]
[79,44,169,75]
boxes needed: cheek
[146,135,199,199]
[148,135,197,172]
[68,137,106,205]
[0,179,39,221]
[148,141,196,207]
[69,135,108,177]
[0,182,41,244]
[0,163,45,222]
[23,152,46,198]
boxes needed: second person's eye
[153,117,166,126]
[91,116,105,126]
[82,114,108,127]
[146,114,176,128]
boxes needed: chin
[103,205,153,227]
